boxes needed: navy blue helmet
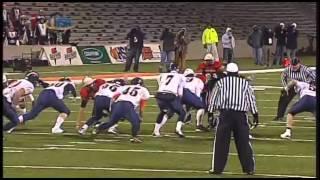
[131,77,144,86]
[168,63,178,72]
[59,77,71,82]
[113,79,126,86]
[25,70,40,86]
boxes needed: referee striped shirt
[208,75,258,114]
[281,65,315,87]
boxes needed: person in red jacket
[195,53,225,129]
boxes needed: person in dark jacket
[286,23,298,60]
[159,27,175,72]
[262,26,274,67]
[124,26,145,72]
[247,25,264,65]
[273,22,287,66]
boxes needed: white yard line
[7,132,315,142]
[43,144,75,147]
[69,142,96,145]
[3,150,24,153]
[3,165,315,178]
[3,147,315,158]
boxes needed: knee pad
[59,112,69,118]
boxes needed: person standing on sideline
[273,22,287,66]
[202,23,219,60]
[286,23,299,60]
[208,62,259,175]
[174,28,189,72]
[159,27,175,73]
[124,26,145,72]
[273,57,316,121]
[222,27,235,64]
[247,25,264,65]
[262,25,274,67]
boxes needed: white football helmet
[82,76,94,86]
[183,68,194,76]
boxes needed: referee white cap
[226,63,239,73]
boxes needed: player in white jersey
[153,63,187,137]
[95,77,150,143]
[280,80,316,139]
[18,78,77,133]
[182,68,207,132]
[78,80,126,135]
[3,71,41,132]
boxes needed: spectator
[35,17,49,45]
[262,25,274,67]
[159,27,175,72]
[222,27,235,64]
[62,29,71,44]
[247,25,264,65]
[3,4,10,30]
[273,22,287,66]
[202,23,219,60]
[10,5,21,30]
[175,27,189,72]
[124,26,145,72]
[286,23,299,60]
[6,25,20,46]
[18,16,32,45]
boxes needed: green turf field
[3,57,317,178]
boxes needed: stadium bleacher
[4,2,316,45]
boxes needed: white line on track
[3,165,315,178]
[7,132,315,142]
[69,142,96,145]
[3,147,315,158]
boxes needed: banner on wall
[105,43,161,64]
[77,46,111,64]
[39,46,82,66]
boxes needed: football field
[3,57,317,178]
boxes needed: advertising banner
[77,46,111,64]
[39,46,82,66]
[106,43,161,64]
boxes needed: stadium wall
[3,37,315,63]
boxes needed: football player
[153,63,187,137]
[18,78,77,133]
[280,80,316,139]
[94,77,150,143]
[3,72,39,133]
[78,79,126,135]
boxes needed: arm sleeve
[306,68,316,82]
[281,69,288,87]
[246,84,258,115]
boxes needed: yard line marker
[93,139,120,142]
[3,150,24,153]
[3,165,315,178]
[5,132,316,142]
[44,144,75,147]
[3,147,315,158]
[69,142,96,145]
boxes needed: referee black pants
[276,88,297,119]
[211,110,255,173]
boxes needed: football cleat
[152,131,161,137]
[175,131,185,138]
[280,131,291,139]
[107,128,118,135]
[130,137,142,143]
[51,127,64,134]
[78,128,87,135]
[6,127,16,134]
[195,125,209,132]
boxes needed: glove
[251,113,259,129]
[203,44,207,49]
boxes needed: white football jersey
[116,85,150,109]
[3,79,35,103]
[157,72,186,96]
[46,81,76,99]
[95,83,124,98]
[294,81,316,98]
[184,76,204,97]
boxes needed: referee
[273,57,316,121]
[208,62,258,175]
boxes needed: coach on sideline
[273,57,316,121]
[208,62,259,175]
